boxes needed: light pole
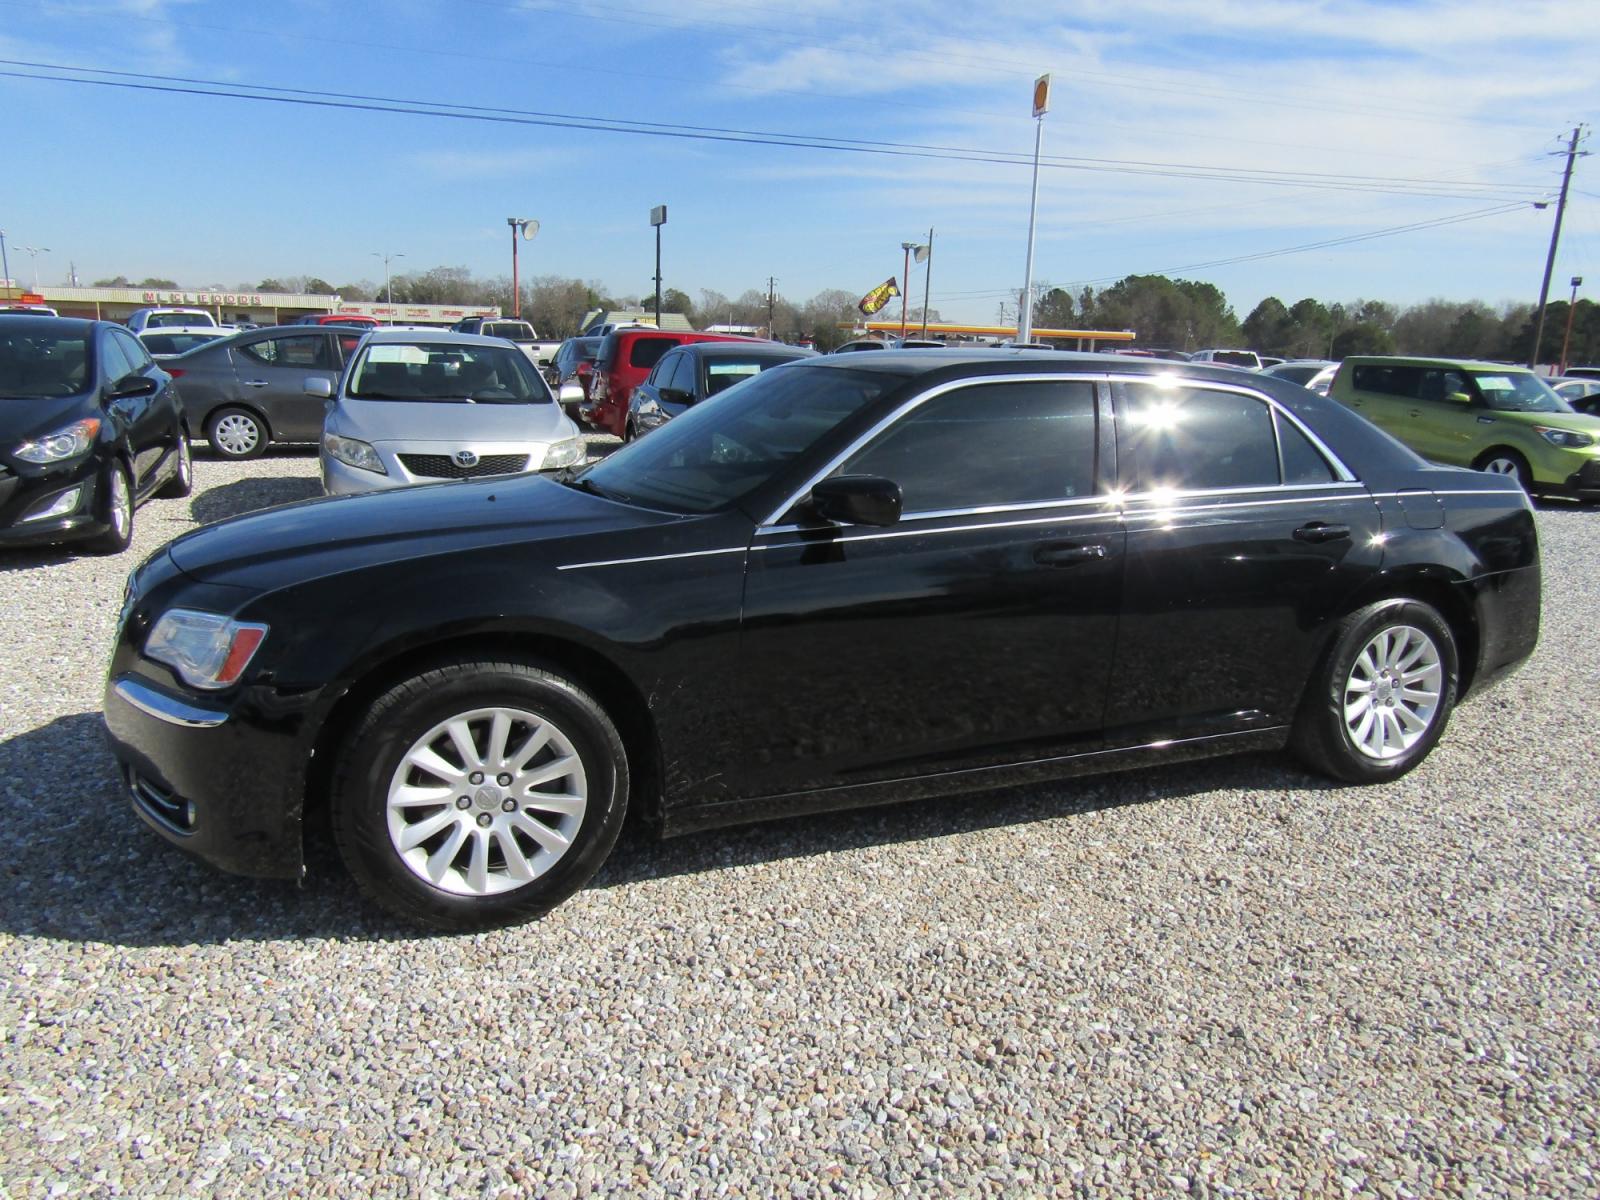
[506,219,538,319]
[372,252,404,316]
[1559,275,1583,376]
[20,245,50,290]
[920,228,935,338]
[650,205,667,326]
[0,230,11,292]
[1017,74,1050,344]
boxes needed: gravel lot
[2,447,1596,1198]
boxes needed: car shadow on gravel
[0,711,1333,947]
[189,477,324,525]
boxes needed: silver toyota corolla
[314,328,584,495]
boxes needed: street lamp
[0,230,11,292]
[20,245,50,290]
[1559,275,1584,376]
[371,252,404,316]
[649,205,667,326]
[507,219,538,319]
[1017,73,1050,344]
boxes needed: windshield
[1470,372,1570,413]
[484,322,536,342]
[348,342,551,403]
[576,365,894,513]
[0,331,91,397]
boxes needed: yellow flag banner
[857,276,901,316]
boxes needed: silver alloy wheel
[1342,624,1443,760]
[107,467,130,539]
[214,413,261,456]
[1481,456,1523,483]
[385,706,589,897]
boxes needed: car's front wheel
[1291,600,1458,783]
[157,430,193,498]
[1474,448,1532,493]
[87,461,134,554]
[207,407,267,460]
[331,659,629,930]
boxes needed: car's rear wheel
[207,407,267,460]
[87,461,134,554]
[1291,600,1457,783]
[157,430,193,498]
[1474,448,1532,493]
[331,659,629,930]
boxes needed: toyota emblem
[453,450,479,468]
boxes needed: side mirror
[1445,391,1471,404]
[658,386,694,406]
[110,375,158,399]
[557,381,584,405]
[809,474,902,527]
[303,377,334,399]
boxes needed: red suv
[584,329,754,436]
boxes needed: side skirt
[661,726,1291,838]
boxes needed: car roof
[796,346,1280,384]
[677,341,812,358]
[1341,355,1534,372]
[0,314,104,334]
[362,327,514,348]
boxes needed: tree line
[94,266,1599,363]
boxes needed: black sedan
[626,340,817,438]
[102,351,1541,929]
[1,316,191,553]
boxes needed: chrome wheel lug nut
[468,772,485,785]
[496,773,512,786]
[476,813,492,828]
[456,796,471,809]
[502,799,517,812]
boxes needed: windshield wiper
[560,473,633,503]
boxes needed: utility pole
[766,276,777,338]
[921,227,934,338]
[1528,125,1588,369]
[1559,276,1583,375]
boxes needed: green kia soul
[1329,356,1600,500]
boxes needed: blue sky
[1,0,1597,324]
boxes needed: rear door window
[628,336,676,370]
[238,334,334,369]
[1115,383,1281,492]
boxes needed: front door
[738,377,1125,797]
[1103,379,1385,743]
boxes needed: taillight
[576,362,591,375]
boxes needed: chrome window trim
[557,545,747,572]
[758,370,1358,530]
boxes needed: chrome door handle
[242,379,270,388]
[1293,522,1350,544]
[1033,542,1107,566]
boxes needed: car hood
[1490,408,1600,433]
[165,472,675,587]
[331,397,574,444]
[0,393,96,445]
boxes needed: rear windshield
[1210,351,1258,367]
[142,333,219,356]
[147,311,214,328]
[0,331,92,397]
[484,322,537,342]
[629,336,677,369]
[349,342,550,403]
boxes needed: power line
[0,59,1553,203]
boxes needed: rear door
[1104,378,1384,743]
[230,332,341,441]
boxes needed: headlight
[323,432,387,474]
[14,417,101,463]
[145,609,269,690]
[540,437,585,470]
[1534,426,1595,449]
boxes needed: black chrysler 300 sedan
[103,351,1541,929]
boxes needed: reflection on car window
[841,381,1098,511]
[1277,413,1337,484]
[348,342,550,403]
[239,335,331,369]
[1470,372,1569,413]
[580,366,894,513]
[1117,383,1280,492]
[0,332,91,397]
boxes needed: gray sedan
[316,329,584,495]
[165,325,367,458]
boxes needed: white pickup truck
[450,317,562,371]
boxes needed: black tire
[1291,600,1458,784]
[1473,448,1533,493]
[206,407,267,460]
[156,430,193,499]
[331,658,629,931]
[86,461,134,554]
[623,420,636,443]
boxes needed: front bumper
[0,458,113,548]
[320,439,562,496]
[1562,456,1600,499]
[103,671,310,878]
